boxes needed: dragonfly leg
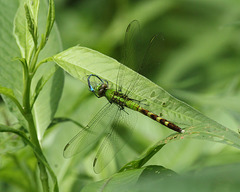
[121,107,129,115]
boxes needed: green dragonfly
[63,20,184,173]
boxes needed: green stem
[39,162,49,192]
[26,110,49,192]
[22,69,49,192]
[32,57,52,76]
[18,18,56,191]
[29,112,49,192]
[30,37,46,73]
[30,48,41,73]
[22,74,31,113]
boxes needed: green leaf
[81,165,176,192]
[32,65,64,139]
[13,0,35,64]
[45,0,55,40]
[137,165,177,183]
[0,0,27,128]
[135,164,240,192]
[24,3,37,46]
[0,86,24,116]
[52,46,240,151]
[31,64,58,108]
[121,121,240,171]
[52,46,121,86]
[83,164,240,191]
[0,0,22,98]
[47,117,84,130]
[0,86,17,100]
[81,168,143,192]
[27,0,39,23]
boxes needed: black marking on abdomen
[149,113,158,120]
[139,108,183,133]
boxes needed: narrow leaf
[24,3,37,46]
[26,0,39,46]
[32,66,64,140]
[45,0,55,40]
[121,122,240,171]
[0,86,24,116]
[27,0,39,23]
[47,117,84,130]
[31,64,58,108]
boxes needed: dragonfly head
[88,74,108,98]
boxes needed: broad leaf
[121,121,240,171]
[81,168,143,192]
[52,46,240,150]
[0,0,26,127]
[82,163,240,191]
[82,165,177,192]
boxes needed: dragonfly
[63,20,184,173]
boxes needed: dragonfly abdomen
[137,106,184,133]
[107,90,184,133]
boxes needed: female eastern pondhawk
[63,20,184,173]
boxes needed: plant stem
[39,161,49,192]
[28,115,49,192]
[30,37,46,73]
[22,70,49,192]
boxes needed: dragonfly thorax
[112,92,127,108]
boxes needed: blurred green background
[1,0,240,191]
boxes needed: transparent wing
[116,20,140,92]
[93,107,137,173]
[126,34,165,98]
[116,21,165,99]
[63,103,117,158]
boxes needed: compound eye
[102,84,108,89]
[99,88,106,97]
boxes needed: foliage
[0,0,240,192]
[0,0,63,191]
